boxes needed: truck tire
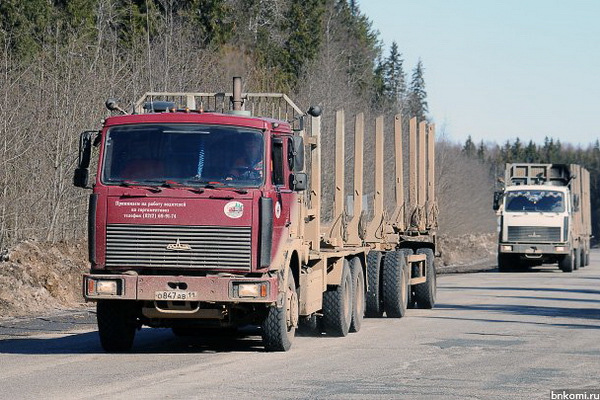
[399,249,416,309]
[365,251,384,317]
[413,248,436,309]
[585,251,590,266]
[559,252,574,272]
[579,248,586,268]
[497,253,513,272]
[262,268,298,351]
[382,250,409,318]
[574,248,581,270]
[322,259,353,337]
[97,300,137,353]
[349,257,365,333]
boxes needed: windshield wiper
[161,180,205,194]
[119,180,162,193]
[199,181,248,194]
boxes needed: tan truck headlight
[501,245,513,252]
[96,280,119,295]
[236,282,268,298]
[87,278,120,296]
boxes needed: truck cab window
[272,139,284,186]
[101,124,265,187]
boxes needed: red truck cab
[75,92,308,352]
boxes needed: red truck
[74,78,437,352]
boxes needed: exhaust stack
[232,77,243,111]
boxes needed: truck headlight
[235,282,268,298]
[87,278,120,296]
[555,246,565,252]
[501,245,513,252]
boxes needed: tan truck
[74,77,438,352]
[493,163,591,272]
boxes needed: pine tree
[477,140,485,161]
[511,137,524,161]
[462,136,476,157]
[0,0,57,58]
[280,0,326,88]
[383,41,406,112]
[186,0,234,47]
[372,57,387,110]
[524,140,538,162]
[407,59,428,121]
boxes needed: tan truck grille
[507,226,561,242]
[105,224,252,270]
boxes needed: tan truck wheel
[365,251,384,317]
[322,259,353,336]
[349,257,365,333]
[382,250,409,318]
[414,248,436,309]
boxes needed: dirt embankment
[0,234,498,318]
[437,233,497,272]
[0,240,89,318]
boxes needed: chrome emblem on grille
[166,239,192,251]
[528,232,541,238]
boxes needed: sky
[359,0,600,147]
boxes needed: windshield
[101,124,264,187]
[505,190,565,212]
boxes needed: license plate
[154,290,198,301]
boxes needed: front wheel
[559,252,574,273]
[97,300,138,353]
[262,268,298,351]
[498,253,514,272]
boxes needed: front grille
[105,224,252,270]
[507,226,561,242]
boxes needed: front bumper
[498,243,570,257]
[83,273,279,303]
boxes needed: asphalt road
[1,252,599,399]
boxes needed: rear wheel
[414,248,436,309]
[322,259,353,336]
[349,257,365,333]
[97,300,137,353]
[559,251,574,272]
[365,251,384,317]
[382,250,409,318]
[574,248,581,270]
[399,249,416,309]
[262,268,298,351]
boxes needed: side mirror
[288,136,304,172]
[73,130,97,188]
[73,168,89,188]
[493,191,503,211]
[290,172,307,192]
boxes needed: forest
[0,0,596,251]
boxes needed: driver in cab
[228,136,264,181]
